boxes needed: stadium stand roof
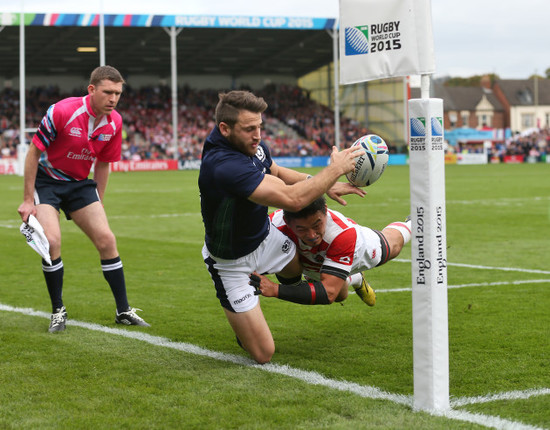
[0,0,339,79]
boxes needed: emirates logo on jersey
[372,250,376,259]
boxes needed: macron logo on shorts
[233,293,252,306]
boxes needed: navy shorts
[34,170,100,220]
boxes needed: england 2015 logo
[345,21,401,56]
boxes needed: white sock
[385,218,412,244]
[347,273,363,288]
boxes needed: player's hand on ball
[329,145,365,176]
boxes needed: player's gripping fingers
[249,273,261,295]
[330,146,365,176]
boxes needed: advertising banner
[339,0,435,84]
[110,160,178,172]
[0,158,19,175]
[456,153,487,165]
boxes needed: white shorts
[202,225,296,313]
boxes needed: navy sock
[43,257,64,312]
[101,256,130,313]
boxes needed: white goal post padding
[409,97,449,411]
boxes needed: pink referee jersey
[33,95,122,181]
[270,208,386,281]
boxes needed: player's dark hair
[283,196,327,221]
[89,65,125,86]
[215,91,267,126]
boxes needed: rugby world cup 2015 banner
[0,13,335,30]
[339,0,435,84]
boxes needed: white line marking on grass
[0,302,411,405]
[375,279,550,294]
[1,302,548,430]
[0,223,18,229]
[451,388,550,408]
[0,213,200,228]
[109,213,200,220]
[394,259,550,275]
[433,409,546,430]
[446,196,550,206]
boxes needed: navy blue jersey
[199,126,273,259]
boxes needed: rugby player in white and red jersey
[17,65,149,332]
[249,196,411,306]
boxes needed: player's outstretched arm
[249,146,364,212]
[249,272,346,305]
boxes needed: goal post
[408,79,449,410]
[339,0,449,412]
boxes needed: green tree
[445,73,500,87]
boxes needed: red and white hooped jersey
[270,208,384,281]
[32,95,122,181]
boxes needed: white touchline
[451,388,550,408]
[1,303,547,430]
[394,259,550,275]
[374,279,550,294]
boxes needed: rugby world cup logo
[345,25,369,55]
[431,117,443,136]
[410,117,426,137]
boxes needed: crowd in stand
[496,128,549,162]
[1,84,548,161]
[453,128,550,162]
[0,83,375,161]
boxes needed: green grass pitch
[0,163,549,429]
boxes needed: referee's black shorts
[34,170,100,220]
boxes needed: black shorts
[34,170,100,220]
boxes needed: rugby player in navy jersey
[199,90,364,363]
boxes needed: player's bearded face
[224,111,262,157]
[288,212,327,247]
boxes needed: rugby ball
[346,134,389,187]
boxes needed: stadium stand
[2,84,546,161]
[0,84,376,160]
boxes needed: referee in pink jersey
[17,66,150,332]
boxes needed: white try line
[394,259,550,275]
[1,302,547,430]
[376,279,550,294]
[451,388,550,408]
